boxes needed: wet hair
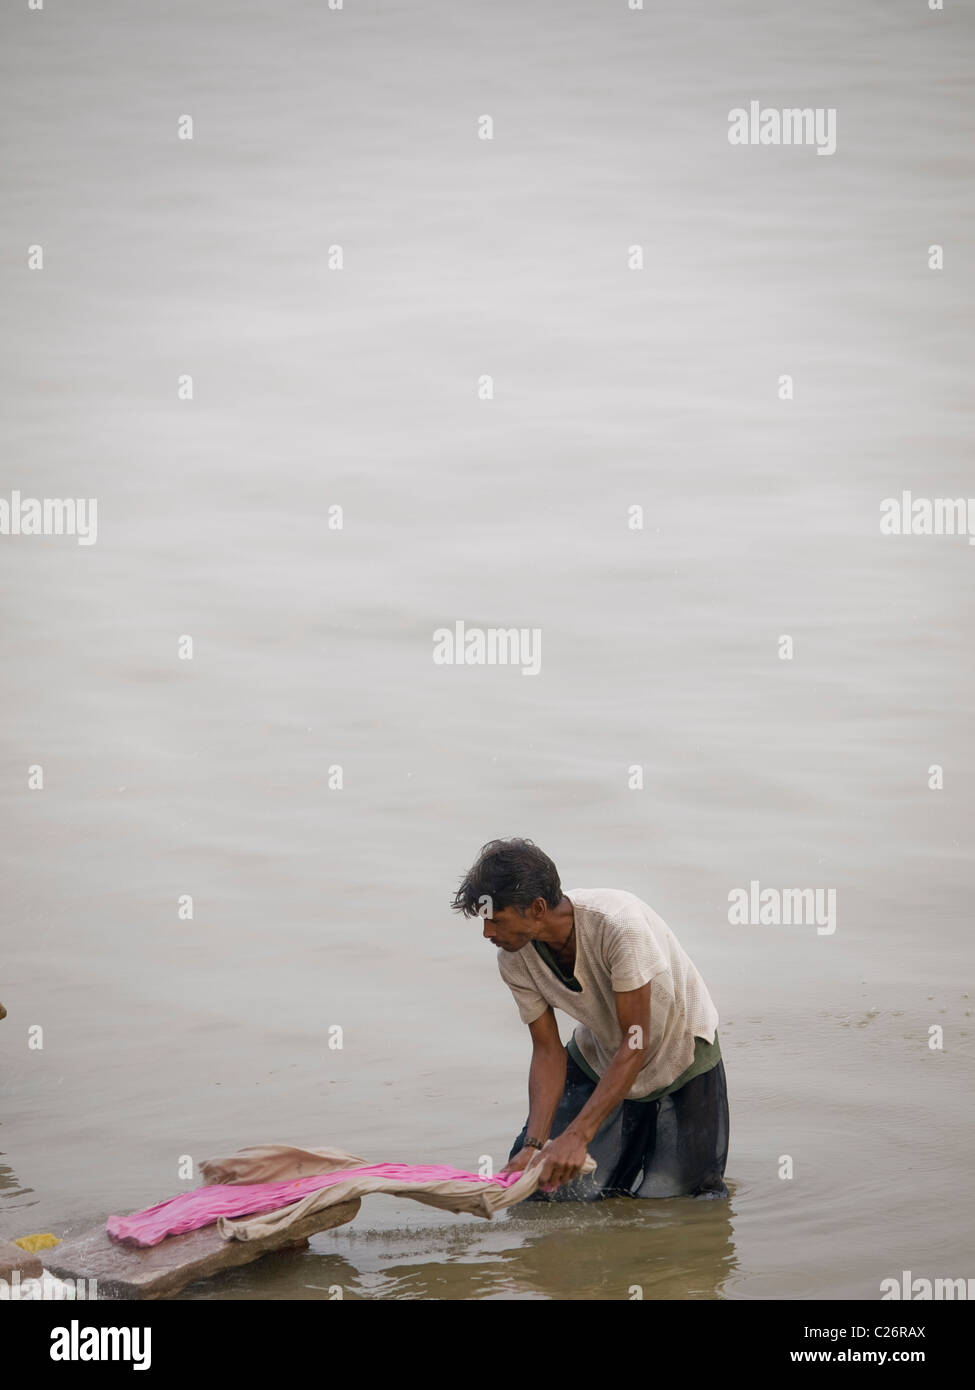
[451,838,562,918]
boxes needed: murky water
[2,0,973,1300]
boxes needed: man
[452,838,729,1200]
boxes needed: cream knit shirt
[497,887,719,1100]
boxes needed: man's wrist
[523,1135,546,1150]
[563,1122,593,1146]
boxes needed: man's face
[482,905,535,952]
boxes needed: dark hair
[451,838,562,918]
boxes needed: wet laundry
[107,1143,596,1248]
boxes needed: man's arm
[499,1006,567,1174]
[534,982,652,1189]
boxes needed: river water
[1,0,973,1300]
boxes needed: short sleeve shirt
[496,887,719,1099]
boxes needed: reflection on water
[175,1195,738,1301]
[0,1153,37,1218]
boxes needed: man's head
[451,838,563,951]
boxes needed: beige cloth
[199,1143,597,1243]
[498,887,720,1099]
[200,1144,368,1185]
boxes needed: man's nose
[483,921,496,939]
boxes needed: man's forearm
[563,1042,646,1145]
[524,1043,567,1141]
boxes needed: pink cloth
[107,1164,522,1248]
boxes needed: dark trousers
[508,1048,730,1201]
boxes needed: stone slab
[45,1198,360,1299]
[0,1238,43,1281]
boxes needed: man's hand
[499,1147,537,1178]
[536,1129,589,1191]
